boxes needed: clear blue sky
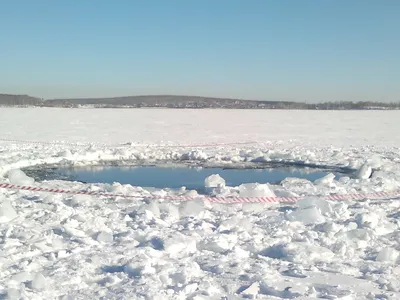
[1,0,399,102]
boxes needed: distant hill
[0,94,43,106]
[44,95,304,109]
[1,93,399,110]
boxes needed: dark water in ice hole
[25,164,352,193]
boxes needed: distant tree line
[0,94,399,110]
[310,101,400,110]
[0,94,43,106]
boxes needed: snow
[0,108,400,299]
[7,169,35,185]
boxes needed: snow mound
[7,169,35,185]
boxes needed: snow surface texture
[0,108,400,299]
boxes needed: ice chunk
[159,203,180,220]
[70,194,93,206]
[376,248,399,263]
[367,155,383,169]
[123,263,143,277]
[298,197,332,214]
[0,199,17,223]
[183,189,199,198]
[7,169,35,185]
[182,283,199,294]
[11,272,32,283]
[57,149,72,157]
[181,150,208,160]
[31,273,46,290]
[218,216,240,232]
[138,200,161,218]
[355,213,379,229]
[314,173,335,185]
[179,199,204,217]
[346,228,371,241]
[97,231,114,243]
[260,242,334,263]
[147,200,161,218]
[238,183,275,198]
[42,195,57,204]
[240,282,260,297]
[356,163,372,179]
[7,289,20,300]
[286,206,326,225]
[163,235,197,256]
[242,203,267,213]
[63,225,87,238]
[204,174,225,188]
[205,174,226,194]
[338,176,351,184]
[200,235,237,253]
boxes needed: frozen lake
[1,108,399,299]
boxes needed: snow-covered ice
[7,169,35,185]
[0,108,400,299]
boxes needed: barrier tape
[0,138,262,149]
[0,183,399,204]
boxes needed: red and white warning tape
[0,183,399,204]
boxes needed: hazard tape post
[0,183,399,204]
